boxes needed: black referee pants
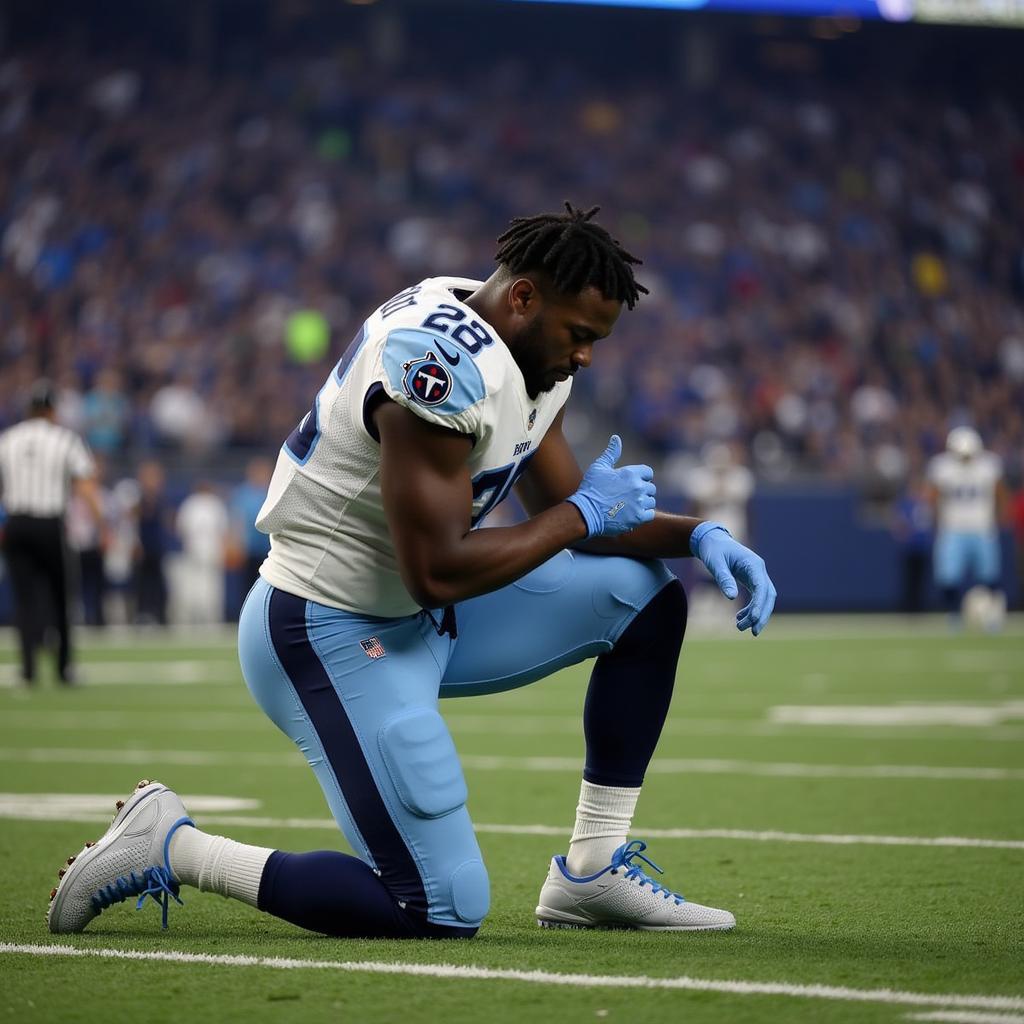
[2,515,72,683]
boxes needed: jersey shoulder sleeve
[379,326,487,437]
[981,452,1002,481]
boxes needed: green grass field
[1,617,1023,1023]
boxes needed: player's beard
[513,315,554,400]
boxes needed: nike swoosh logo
[606,501,626,519]
[433,339,461,366]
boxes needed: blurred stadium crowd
[0,4,1022,621]
[2,11,1023,485]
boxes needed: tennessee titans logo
[402,351,453,407]
[528,409,537,431]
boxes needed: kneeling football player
[49,205,775,938]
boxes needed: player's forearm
[574,511,702,559]
[401,501,588,608]
[75,478,105,526]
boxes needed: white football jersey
[927,451,1002,534]
[257,277,572,616]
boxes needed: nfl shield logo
[528,409,537,431]
[360,637,387,659]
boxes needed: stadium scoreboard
[506,0,1024,26]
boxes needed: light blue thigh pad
[440,550,675,698]
[378,708,468,818]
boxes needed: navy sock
[583,578,686,788]
[257,850,477,940]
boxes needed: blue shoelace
[610,840,686,905]
[91,866,184,928]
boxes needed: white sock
[168,826,274,908]
[565,779,641,876]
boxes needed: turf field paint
[2,798,1022,850]
[0,793,258,816]
[906,1012,1024,1023]
[771,702,1024,727]
[1,943,1022,1012]
[7,708,1024,741]
[3,746,1023,781]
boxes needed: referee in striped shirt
[0,381,104,685]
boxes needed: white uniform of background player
[173,484,230,624]
[927,426,1006,621]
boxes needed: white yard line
[0,943,1022,1011]
[771,703,1024,728]
[2,745,1022,781]
[459,755,1024,781]
[0,793,258,816]
[447,716,1024,741]
[0,661,237,687]
[906,1013,1024,1024]
[4,708,1024,742]
[1,798,1021,850]
[0,710,264,731]
[0,747,297,767]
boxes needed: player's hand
[567,435,656,539]
[690,521,777,636]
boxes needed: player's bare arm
[375,398,588,608]
[376,390,659,608]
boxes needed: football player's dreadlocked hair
[494,202,648,310]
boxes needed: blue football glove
[567,435,657,539]
[690,521,777,636]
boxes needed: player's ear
[509,277,541,317]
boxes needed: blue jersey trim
[283,381,329,466]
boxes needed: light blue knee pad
[377,708,489,925]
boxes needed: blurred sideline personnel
[134,460,171,625]
[891,474,934,614]
[173,481,229,624]
[48,206,776,940]
[679,443,755,627]
[682,443,755,543]
[66,454,111,627]
[927,426,1008,624]
[0,380,104,685]
[230,458,274,602]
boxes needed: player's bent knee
[378,709,489,928]
[612,575,687,658]
[653,576,688,623]
[378,708,467,817]
[602,557,676,613]
[448,857,490,925]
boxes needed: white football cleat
[47,779,194,934]
[536,840,736,931]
